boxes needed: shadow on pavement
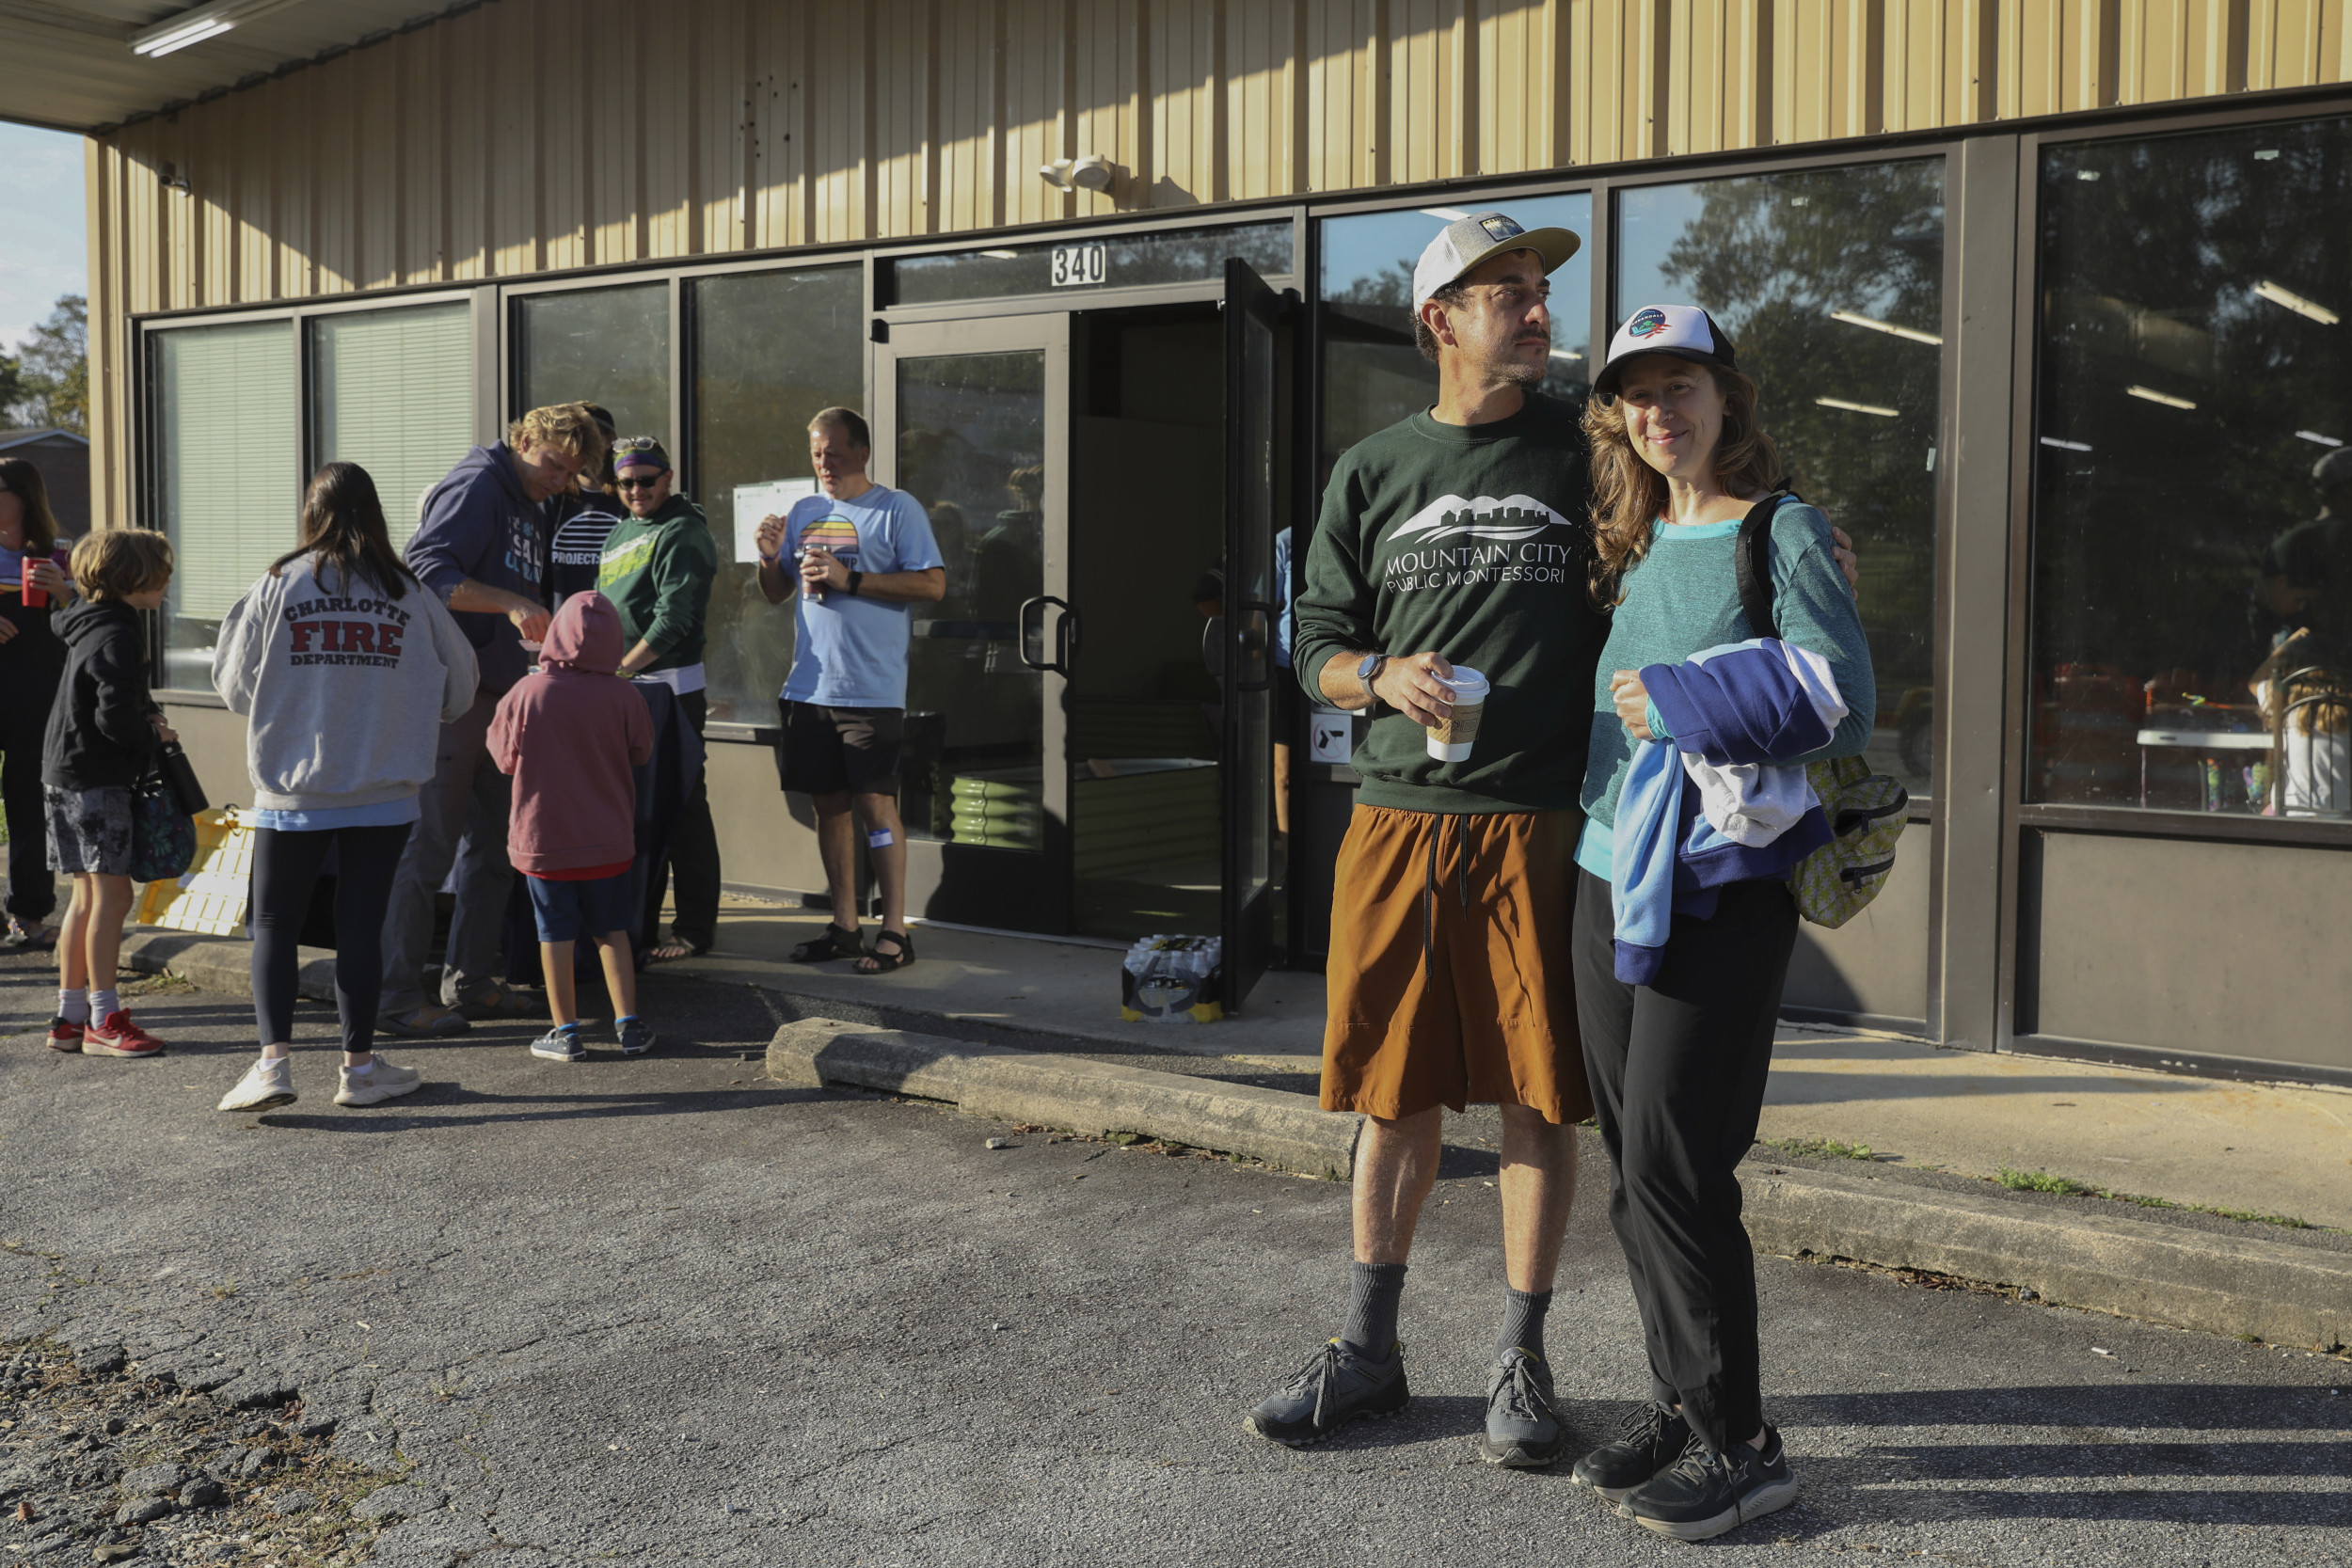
[1777,1385,2340,1431]
[250,1084,830,1132]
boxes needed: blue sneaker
[1478,1347,1565,1467]
[617,1018,656,1056]
[530,1026,586,1063]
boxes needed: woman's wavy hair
[272,461,418,599]
[1580,360,1784,607]
[0,457,60,558]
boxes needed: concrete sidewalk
[677,896,2352,1234]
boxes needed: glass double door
[876,263,1281,1006]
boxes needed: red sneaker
[82,1011,166,1057]
[47,1017,82,1052]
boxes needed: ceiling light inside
[2126,385,2197,410]
[131,0,305,58]
[1817,396,1899,418]
[1830,309,1943,347]
[978,249,1020,260]
[2254,150,2281,161]
[1419,207,1470,222]
[2253,279,2341,325]
[2296,430,2344,448]
[2041,436,2093,451]
[1549,349,1582,360]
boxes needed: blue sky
[0,121,87,354]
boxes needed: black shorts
[776,701,904,796]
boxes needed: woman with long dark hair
[0,456,74,949]
[1564,307,1873,1541]
[210,461,478,1112]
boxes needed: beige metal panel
[488,0,542,277]
[938,0,1004,231]
[1004,0,1072,229]
[443,6,491,281]
[1305,0,1380,192]
[585,0,640,267]
[645,9,698,259]
[748,1,808,251]
[1153,0,1219,205]
[698,0,753,257]
[1388,0,1470,184]
[86,135,125,538]
[1225,0,1306,200]
[1482,0,1557,172]
[809,1,871,243]
[1073,0,1142,218]
[874,0,936,237]
[539,18,587,276]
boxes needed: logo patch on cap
[1479,215,1524,242]
[1627,307,1671,340]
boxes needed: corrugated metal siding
[87,0,2352,524]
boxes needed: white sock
[345,1058,374,1076]
[261,1051,291,1070]
[58,989,89,1025]
[89,988,120,1021]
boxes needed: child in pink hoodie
[488,592,656,1062]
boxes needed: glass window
[515,283,670,439]
[1616,161,1946,800]
[154,319,297,692]
[691,264,866,726]
[891,222,1293,306]
[311,301,476,550]
[1318,196,1594,487]
[2032,118,2352,819]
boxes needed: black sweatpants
[1571,866,1799,1455]
[643,689,720,953]
[251,824,412,1055]
[0,674,56,923]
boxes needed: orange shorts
[1321,804,1591,1124]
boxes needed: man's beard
[1494,358,1546,388]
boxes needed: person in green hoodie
[597,436,721,961]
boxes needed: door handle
[1233,599,1275,692]
[1016,595,1073,676]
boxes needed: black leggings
[250,823,412,1054]
[1571,866,1799,1455]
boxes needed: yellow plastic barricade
[134,807,253,936]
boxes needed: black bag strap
[1733,488,1800,642]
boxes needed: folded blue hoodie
[1610,639,1844,983]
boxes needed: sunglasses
[616,474,667,491]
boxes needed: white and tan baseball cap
[1411,211,1581,311]
[1594,303,1740,397]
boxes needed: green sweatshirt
[596,494,719,672]
[1294,393,1609,815]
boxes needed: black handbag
[128,771,196,883]
[155,739,209,816]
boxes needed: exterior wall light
[1038,155,1115,191]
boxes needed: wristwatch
[1356,652,1387,710]
[846,570,865,597]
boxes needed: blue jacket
[1610,639,1842,983]
[407,443,547,695]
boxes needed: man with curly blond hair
[375,403,605,1037]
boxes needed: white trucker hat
[1594,303,1740,398]
[1411,211,1581,311]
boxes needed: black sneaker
[1620,1424,1798,1542]
[1244,1338,1408,1447]
[1571,1400,1690,1501]
[1477,1347,1565,1468]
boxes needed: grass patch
[1996,1167,2323,1230]
[1768,1136,1877,1162]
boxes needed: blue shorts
[524,870,635,943]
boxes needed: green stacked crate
[947,768,1043,850]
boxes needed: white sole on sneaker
[1627,1476,1799,1541]
[217,1079,296,1113]
[81,1041,163,1057]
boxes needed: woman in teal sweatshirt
[1562,306,1873,1543]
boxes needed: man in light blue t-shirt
[754,407,946,974]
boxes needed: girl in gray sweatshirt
[210,462,479,1115]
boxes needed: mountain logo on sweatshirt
[1384,494,1565,545]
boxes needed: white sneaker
[335,1053,424,1106]
[217,1056,297,1113]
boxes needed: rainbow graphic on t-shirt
[798,515,861,571]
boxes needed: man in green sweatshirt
[1248,212,1604,1467]
[597,436,721,961]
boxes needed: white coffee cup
[1424,665,1490,762]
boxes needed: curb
[766,1018,1361,1180]
[1740,1164,2349,1353]
[119,930,2351,1352]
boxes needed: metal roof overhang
[0,0,465,135]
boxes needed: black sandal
[855,930,915,974]
[788,924,863,963]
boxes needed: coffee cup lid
[1438,665,1488,696]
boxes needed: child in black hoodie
[42,530,176,1057]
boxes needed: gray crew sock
[1341,1261,1407,1360]
[1496,1286,1552,1362]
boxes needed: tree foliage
[8,294,87,434]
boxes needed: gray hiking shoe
[1478,1347,1565,1467]
[1244,1338,1408,1447]
[617,1018,656,1056]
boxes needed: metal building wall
[85,0,2352,526]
